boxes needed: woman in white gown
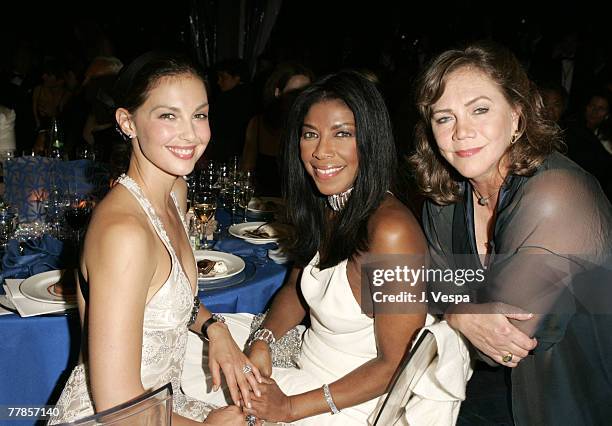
[182,70,427,424]
[49,52,258,425]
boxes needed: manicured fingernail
[237,401,241,407]
[256,391,261,397]
[257,378,262,383]
[247,402,252,409]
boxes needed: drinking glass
[64,194,93,248]
[239,172,255,222]
[192,191,217,249]
[0,206,17,248]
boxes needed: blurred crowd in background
[1,1,611,203]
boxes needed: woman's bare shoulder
[85,186,155,259]
[367,195,427,255]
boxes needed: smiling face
[299,99,359,195]
[126,73,210,178]
[430,66,520,183]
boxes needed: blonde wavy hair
[409,40,562,205]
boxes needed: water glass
[240,172,255,222]
[0,206,17,247]
[193,191,217,249]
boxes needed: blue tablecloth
[3,157,110,222]
[0,218,289,424]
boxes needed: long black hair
[281,70,397,269]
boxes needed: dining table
[0,208,290,425]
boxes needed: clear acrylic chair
[372,330,437,426]
[57,382,173,425]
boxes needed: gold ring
[502,352,513,363]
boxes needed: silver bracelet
[248,328,276,347]
[187,297,200,327]
[322,383,340,415]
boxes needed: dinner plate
[19,270,77,305]
[194,250,245,281]
[198,260,257,292]
[247,197,285,213]
[228,222,291,244]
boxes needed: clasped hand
[241,340,294,422]
[207,323,263,409]
[445,302,538,367]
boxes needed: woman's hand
[207,323,263,409]
[244,377,294,423]
[244,340,272,378]
[203,405,247,425]
[445,302,538,367]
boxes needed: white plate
[194,250,245,281]
[228,222,291,244]
[247,197,285,213]
[20,270,77,305]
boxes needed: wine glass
[64,194,93,249]
[192,191,217,249]
[0,205,17,249]
[239,172,255,222]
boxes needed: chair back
[372,330,437,426]
[58,382,173,425]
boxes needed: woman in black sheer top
[409,40,612,425]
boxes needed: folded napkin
[0,294,15,315]
[4,279,76,317]
[0,235,69,282]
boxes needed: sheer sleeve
[484,167,612,348]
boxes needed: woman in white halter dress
[48,52,252,425]
[183,71,428,424]
[50,175,214,423]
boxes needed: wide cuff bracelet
[187,297,200,327]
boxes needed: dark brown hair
[409,40,562,205]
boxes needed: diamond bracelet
[322,383,340,415]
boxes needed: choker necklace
[471,184,501,206]
[328,187,353,211]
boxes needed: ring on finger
[242,364,253,375]
[502,352,513,363]
[246,414,257,426]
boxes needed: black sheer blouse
[422,152,612,425]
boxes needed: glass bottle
[47,118,65,159]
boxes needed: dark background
[1,1,609,75]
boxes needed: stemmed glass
[192,191,217,249]
[63,194,93,249]
[0,205,17,249]
[239,172,255,223]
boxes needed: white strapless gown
[182,253,385,425]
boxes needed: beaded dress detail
[49,174,214,423]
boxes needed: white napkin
[4,279,76,317]
[0,294,15,315]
